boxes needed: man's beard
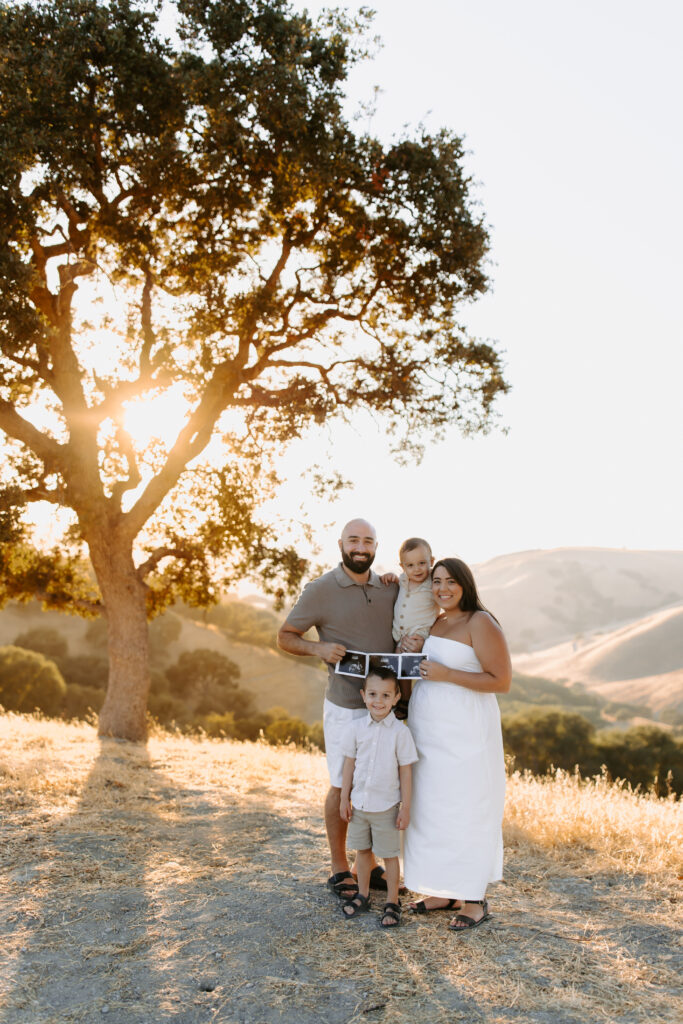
[341,549,375,574]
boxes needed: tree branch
[20,484,68,506]
[122,362,241,538]
[140,269,155,375]
[136,546,183,580]
[110,423,142,509]
[0,402,64,469]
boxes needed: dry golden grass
[0,712,681,1024]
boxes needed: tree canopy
[0,0,508,737]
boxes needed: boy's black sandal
[367,865,407,894]
[380,902,402,928]
[341,893,371,918]
[448,899,491,932]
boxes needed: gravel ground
[1,721,681,1024]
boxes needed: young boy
[339,663,418,928]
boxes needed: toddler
[392,537,440,715]
[339,664,418,928]
[392,536,440,650]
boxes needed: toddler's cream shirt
[392,574,440,643]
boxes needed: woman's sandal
[448,899,491,932]
[341,893,371,918]
[380,902,402,928]
[409,897,460,915]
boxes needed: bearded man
[278,518,402,898]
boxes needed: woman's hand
[418,658,446,681]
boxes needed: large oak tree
[0,0,508,739]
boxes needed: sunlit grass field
[1,712,681,1024]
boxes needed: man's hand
[317,641,347,665]
[339,794,353,822]
[396,806,410,830]
[401,634,425,653]
[277,624,345,664]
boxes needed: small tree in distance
[0,0,508,739]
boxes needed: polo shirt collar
[333,563,383,588]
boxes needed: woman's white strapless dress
[403,634,505,900]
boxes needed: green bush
[165,648,241,697]
[594,726,683,797]
[0,645,67,715]
[62,684,105,720]
[57,654,109,690]
[13,627,68,660]
[200,711,237,738]
[264,716,312,746]
[502,708,596,775]
[148,613,182,663]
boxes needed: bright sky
[275,0,683,572]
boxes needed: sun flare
[122,387,191,449]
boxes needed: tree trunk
[89,531,151,742]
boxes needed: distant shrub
[62,684,105,719]
[13,627,68,660]
[84,616,108,650]
[0,645,67,715]
[175,599,279,648]
[595,726,683,797]
[165,648,241,697]
[200,711,237,738]
[147,691,186,724]
[57,654,109,690]
[502,708,596,775]
[148,613,182,663]
[264,716,312,746]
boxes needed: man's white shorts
[323,698,367,787]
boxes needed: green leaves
[1,0,506,607]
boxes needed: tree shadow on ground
[1,745,680,1024]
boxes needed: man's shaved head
[339,518,378,576]
[340,518,377,544]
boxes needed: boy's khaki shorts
[347,804,401,859]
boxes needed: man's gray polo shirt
[285,564,398,709]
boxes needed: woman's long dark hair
[432,557,500,624]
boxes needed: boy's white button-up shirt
[341,710,418,812]
[392,573,440,642]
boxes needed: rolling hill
[514,603,683,712]
[2,546,681,720]
[475,547,683,653]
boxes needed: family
[277,518,512,930]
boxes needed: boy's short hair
[364,661,399,691]
[399,536,432,560]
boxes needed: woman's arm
[421,613,512,693]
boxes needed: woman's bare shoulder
[470,609,504,636]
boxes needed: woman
[402,557,511,931]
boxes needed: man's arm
[277,622,347,665]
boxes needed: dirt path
[0,718,681,1024]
